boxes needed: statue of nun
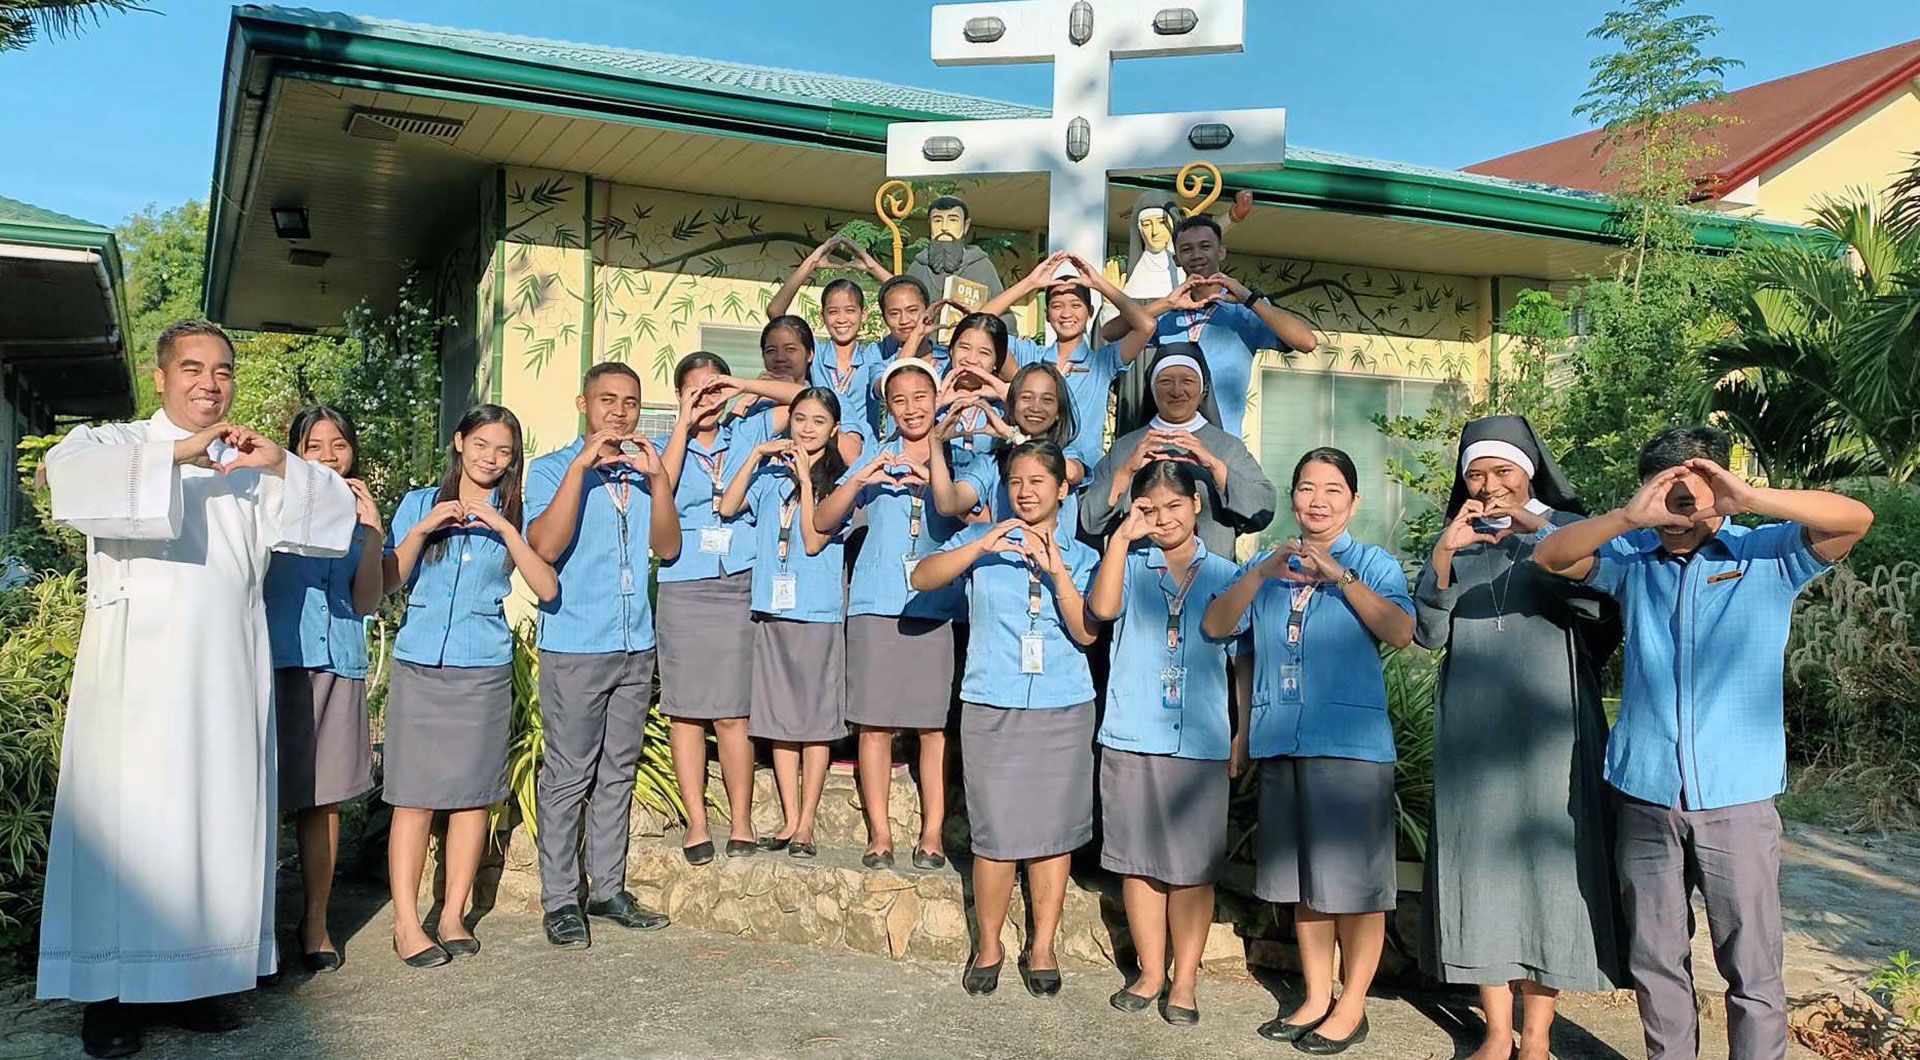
[1413,415,1627,1059]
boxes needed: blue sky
[0,0,1913,227]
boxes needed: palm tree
[0,1,144,52]
[1708,155,1920,484]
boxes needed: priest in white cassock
[36,320,357,1059]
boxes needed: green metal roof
[208,6,1813,318]
[265,7,1043,121]
[0,194,133,419]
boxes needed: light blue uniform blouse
[1096,541,1239,759]
[1236,533,1413,762]
[387,486,519,668]
[264,527,378,678]
[839,441,965,621]
[652,421,758,583]
[743,466,846,624]
[938,520,1098,709]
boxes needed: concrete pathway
[2,884,1819,1060]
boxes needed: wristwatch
[1337,568,1359,587]
[1241,288,1263,306]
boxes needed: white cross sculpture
[886,0,1287,268]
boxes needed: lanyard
[908,491,923,543]
[1286,583,1317,649]
[827,346,860,393]
[693,448,726,513]
[1182,304,1217,343]
[1161,552,1204,654]
[778,496,797,566]
[1027,566,1044,623]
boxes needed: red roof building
[1468,38,1920,224]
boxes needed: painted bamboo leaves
[503,173,586,379]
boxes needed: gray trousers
[1616,793,1786,1060]
[535,649,656,913]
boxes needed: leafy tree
[1709,160,1920,484]
[117,201,209,416]
[1551,0,1743,510]
[0,0,143,52]
[1573,0,1740,294]
[1377,289,1570,550]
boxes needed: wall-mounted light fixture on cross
[884,0,1287,272]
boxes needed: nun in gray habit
[1414,416,1626,1044]
[1080,344,1272,555]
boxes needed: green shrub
[0,571,84,967]
[1837,482,1920,589]
[1785,561,1920,827]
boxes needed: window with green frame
[1257,368,1443,552]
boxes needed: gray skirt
[961,701,1094,861]
[274,668,374,811]
[383,660,513,811]
[749,617,847,743]
[1099,748,1229,886]
[658,572,754,720]
[1255,756,1398,913]
[845,615,955,730]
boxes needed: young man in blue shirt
[1101,215,1318,439]
[524,362,682,947]
[1534,427,1872,1060]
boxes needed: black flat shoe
[725,839,759,858]
[1257,1009,1331,1043]
[861,849,894,870]
[962,955,1003,996]
[1294,1016,1368,1055]
[393,938,452,968]
[81,1001,142,1059]
[425,921,480,957]
[757,835,791,852]
[587,891,670,931]
[787,841,817,859]
[682,840,716,865]
[543,905,590,948]
[911,848,946,871]
[1109,987,1156,1013]
[302,949,342,973]
[1160,998,1200,1026]
[1018,956,1062,997]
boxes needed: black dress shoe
[1018,956,1062,997]
[910,848,946,870]
[861,849,894,870]
[787,841,817,860]
[81,1000,142,1059]
[725,839,759,858]
[962,954,1003,996]
[682,840,716,866]
[302,949,342,973]
[1294,1016,1368,1054]
[1108,987,1156,1012]
[1257,1007,1331,1043]
[392,938,452,967]
[425,921,480,957]
[586,891,670,931]
[1159,998,1200,1026]
[543,906,591,948]
[756,835,791,852]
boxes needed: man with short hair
[38,320,357,1058]
[1104,215,1317,439]
[1534,426,1874,1060]
[525,361,680,948]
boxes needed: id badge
[1020,632,1046,675]
[699,525,733,555]
[1160,666,1186,710]
[771,572,798,612]
[620,567,636,596]
[1278,662,1302,704]
[901,554,921,584]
